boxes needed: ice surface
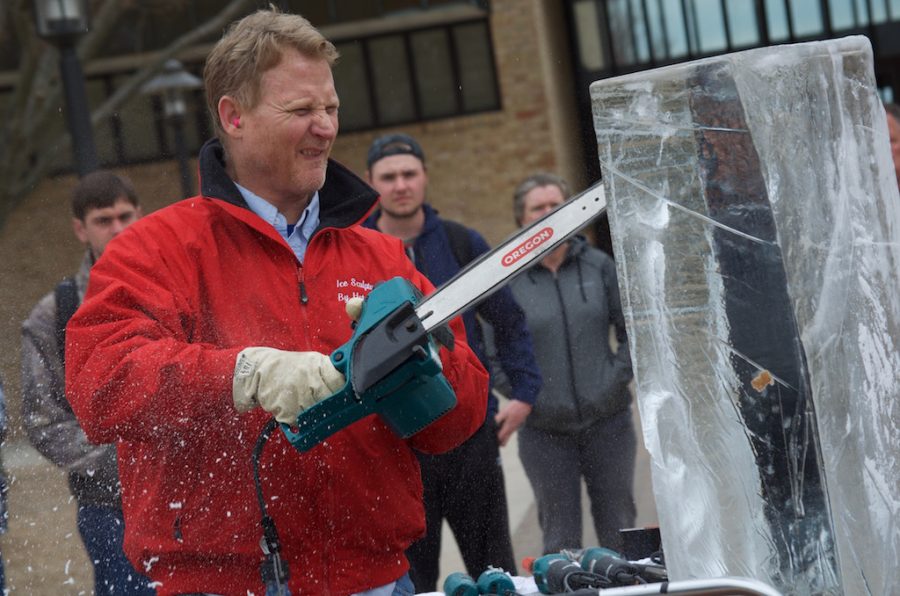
[591,36,900,596]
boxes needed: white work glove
[345,296,364,321]
[233,347,345,424]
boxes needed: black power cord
[253,419,290,595]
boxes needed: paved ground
[2,440,93,594]
[0,401,657,594]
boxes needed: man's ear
[218,96,242,135]
[365,169,372,183]
[72,217,88,244]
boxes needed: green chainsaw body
[280,277,457,452]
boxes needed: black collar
[197,138,378,230]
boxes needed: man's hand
[232,347,345,424]
[494,400,532,447]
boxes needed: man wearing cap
[364,133,542,591]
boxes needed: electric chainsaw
[280,182,607,452]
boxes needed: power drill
[443,569,518,595]
[525,554,588,594]
[525,547,654,593]
[444,572,479,596]
[575,546,667,584]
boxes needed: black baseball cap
[367,133,425,168]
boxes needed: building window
[454,22,499,111]
[790,0,825,36]
[287,0,488,25]
[765,0,791,40]
[0,13,18,73]
[331,19,500,131]
[330,41,374,131]
[573,0,607,70]
[725,0,760,47]
[411,29,459,117]
[573,0,900,74]
[3,1,496,173]
[691,0,729,53]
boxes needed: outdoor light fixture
[142,59,203,119]
[142,59,203,198]
[33,0,97,176]
[33,0,90,41]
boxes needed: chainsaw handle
[279,278,457,452]
[278,359,360,452]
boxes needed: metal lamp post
[142,59,203,198]
[33,0,98,177]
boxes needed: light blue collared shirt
[236,183,320,263]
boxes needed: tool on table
[567,544,666,583]
[444,568,521,595]
[281,182,607,452]
[582,552,641,585]
[525,546,670,594]
[476,567,518,594]
[530,554,595,594]
[562,546,626,573]
[444,572,480,596]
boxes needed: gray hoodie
[509,237,632,434]
[21,252,120,507]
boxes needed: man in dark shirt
[364,133,543,591]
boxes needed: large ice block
[591,37,900,595]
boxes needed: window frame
[332,16,501,132]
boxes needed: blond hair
[203,8,339,137]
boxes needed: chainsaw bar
[415,182,607,332]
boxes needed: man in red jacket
[65,8,488,596]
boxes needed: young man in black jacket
[365,133,543,591]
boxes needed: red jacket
[65,140,488,596]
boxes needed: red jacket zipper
[296,265,308,305]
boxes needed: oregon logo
[501,227,554,266]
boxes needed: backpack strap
[54,277,80,365]
[442,219,475,267]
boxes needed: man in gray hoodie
[508,173,636,555]
[21,170,153,595]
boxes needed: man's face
[73,198,141,259]
[520,184,565,226]
[888,112,900,186]
[367,154,428,219]
[228,49,339,206]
